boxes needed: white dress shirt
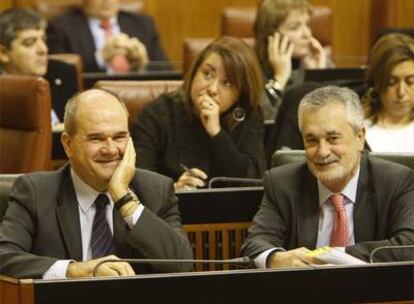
[43,169,144,279]
[88,16,121,72]
[254,166,360,268]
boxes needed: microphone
[208,177,263,188]
[369,245,414,263]
[93,256,253,276]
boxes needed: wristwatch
[114,190,139,210]
[265,79,284,98]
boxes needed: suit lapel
[353,155,376,242]
[56,166,83,261]
[297,167,320,249]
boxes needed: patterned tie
[329,193,350,247]
[100,19,131,73]
[91,194,114,258]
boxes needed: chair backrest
[0,76,52,173]
[182,37,254,75]
[94,80,183,129]
[0,174,21,222]
[35,0,145,21]
[271,150,414,170]
[221,5,333,49]
[48,53,84,91]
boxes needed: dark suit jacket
[47,9,168,72]
[241,154,414,262]
[0,165,193,279]
[46,59,79,121]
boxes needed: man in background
[0,7,79,123]
[47,0,169,73]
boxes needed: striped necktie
[91,194,114,258]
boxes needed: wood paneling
[9,0,414,68]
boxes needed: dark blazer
[47,9,168,72]
[0,165,193,278]
[46,59,79,121]
[241,154,414,262]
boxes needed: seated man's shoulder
[266,161,307,186]
[369,156,414,185]
[134,168,172,186]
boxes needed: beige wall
[5,0,414,68]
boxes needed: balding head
[64,89,128,136]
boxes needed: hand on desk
[66,255,135,278]
[269,247,325,268]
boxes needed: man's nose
[316,140,331,157]
[37,40,48,54]
[101,138,118,154]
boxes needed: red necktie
[329,193,350,247]
[100,20,130,73]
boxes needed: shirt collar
[88,16,118,29]
[70,169,113,212]
[318,165,360,206]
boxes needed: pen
[180,163,194,176]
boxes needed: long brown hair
[363,33,414,123]
[254,0,311,77]
[183,36,263,128]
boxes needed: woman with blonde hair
[363,33,414,152]
[132,37,266,190]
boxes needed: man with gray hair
[242,86,414,268]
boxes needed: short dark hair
[0,8,46,49]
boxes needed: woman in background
[362,33,414,152]
[254,0,329,120]
[132,37,265,190]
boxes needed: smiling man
[0,89,193,279]
[241,86,414,268]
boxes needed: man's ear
[357,127,366,152]
[61,132,73,159]
[0,44,10,65]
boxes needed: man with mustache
[0,89,193,279]
[242,86,414,267]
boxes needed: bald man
[0,89,192,279]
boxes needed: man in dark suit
[0,8,78,123]
[0,89,193,279]
[47,0,168,73]
[242,86,414,268]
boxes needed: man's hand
[267,32,294,89]
[174,167,208,191]
[108,137,136,201]
[101,34,149,71]
[269,247,322,268]
[66,255,135,278]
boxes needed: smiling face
[379,60,414,123]
[83,0,119,20]
[190,52,240,116]
[61,90,129,191]
[1,28,48,76]
[278,7,312,59]
[301,101,365,192]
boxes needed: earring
[232,106,246,122]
